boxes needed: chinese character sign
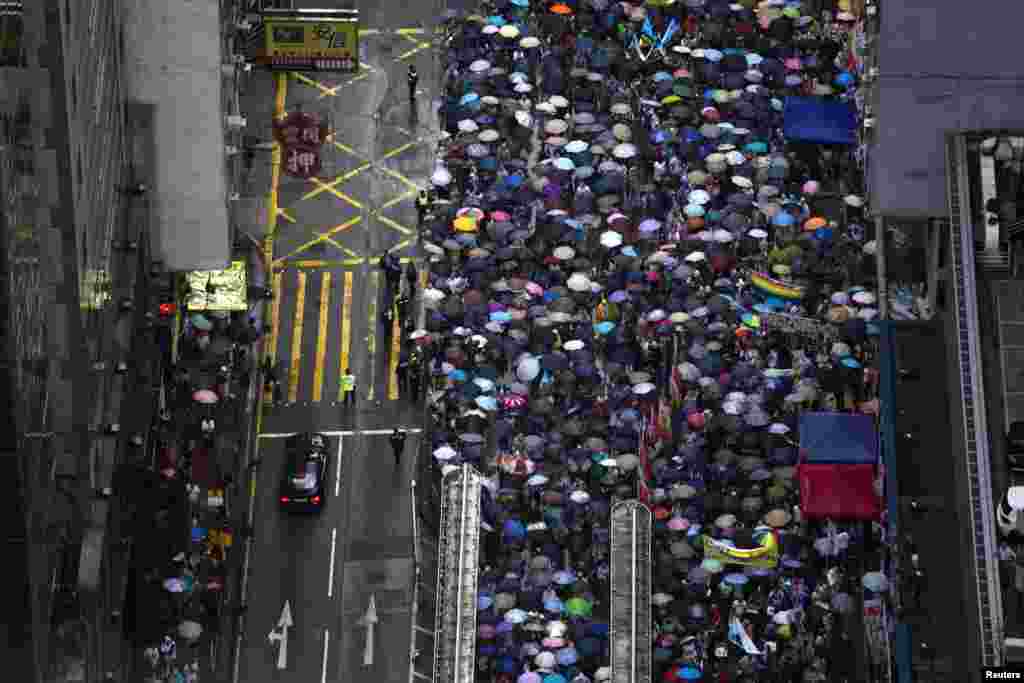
[283,146,321,179]
[273,112,328,148]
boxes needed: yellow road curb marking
[366,271,379,402]
[312,272,332,403]
[269,271,283,366]
[388,306,401,401]
[338,272,354,401]
[288,271,307,403]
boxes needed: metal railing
[946,134,1004,667]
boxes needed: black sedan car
[279,432,329,510]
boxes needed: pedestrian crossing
[266,266,398,405]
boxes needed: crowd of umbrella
[417,1,889,681]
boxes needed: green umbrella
[565,597,593,617]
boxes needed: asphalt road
[235,2,443,682]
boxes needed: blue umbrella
[840,356,861,369]
[679,666,702,680]
[772,212,795,227]
[503,518,526,540]
[724,572,749,586]
[479,593,495,609]
[460,92,480,106]
[544,675,567,683]
[488,15,507,25]
[511,0,529,6]
[556,647,579,666]
[594,321,616,335]
[476,396,499,411]
[450,369,468,382]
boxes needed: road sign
[273,112,329,148]
[282,145,322,179]
[255,9,360,72]
[267,600,294,670]
[359,594,378,667]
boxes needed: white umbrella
[431,167,452,186]
[564,139,588,154]
[633,382,656,395]
[612,143,636,159]
[515,110,533,127]
[563,339,585,351]
[514,82,533,93]
[549,95,569,109]
[178,620,203,641]
[852,290,876,305]
[554,157,575,171]
[610,102,631,116]
[478,129,501,142]
[684,251,706,263]
[520,36,540,48]
[470,59,491,73]
[748,228,768,239]
[545,119,568,135]
[517,356,541,381]
[600,231,623,248]
[612,123,632,141]
[499,24,520,38]
[482,24,500,35]
[567,273,591,291]
[535,101,557,114]
[458,119,479,133]
[712,229,735,243]
[617,453,640,470]
[553,246,575,260]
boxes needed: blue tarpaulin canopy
[783,96,858,146]
[799,412,879,465]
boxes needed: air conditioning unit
[233,55,247,65]
[226,115,247,129]
[229,192,240,201]
[221,64,235,77]
[226,145,240,156]
[236,20,252,31]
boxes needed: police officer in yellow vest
[341,368,356,408]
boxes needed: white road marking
[328,528,337,598]
[259,429,422,439]
[321,628,330,683]
[335,436,343,497]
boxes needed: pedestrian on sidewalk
[415,190,429,226]
[396,352,410,397]
[407,65,419,103]
[390,428,407,466]
[341,368,356,408]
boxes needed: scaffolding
[433,465,482,683]
[609,500,653,683]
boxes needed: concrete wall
[868,0,1024,218]
[121,0,231,272]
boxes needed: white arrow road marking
[360,594,379,667]
[267,600,294,670]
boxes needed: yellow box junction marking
[273,216,362,264]
[338,271,354,402]
[288,271,307,403]
[312,272,332,403]
[366,271,379,402]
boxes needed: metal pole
[630,505,637,683]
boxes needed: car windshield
[290,459,319,491]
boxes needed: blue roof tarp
[783,97,858,146]
[799,412,879,465]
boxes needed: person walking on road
[390,428,407,466]
[396,351,411,398]
[407,65,419,104]
[341,368,356,408]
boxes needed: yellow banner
[264,19,358,67]
[703,532,780,569]
[185,260,248,311]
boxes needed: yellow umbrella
[661,95,682,105]
[646,0,677,5]
[454,216,479,232]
